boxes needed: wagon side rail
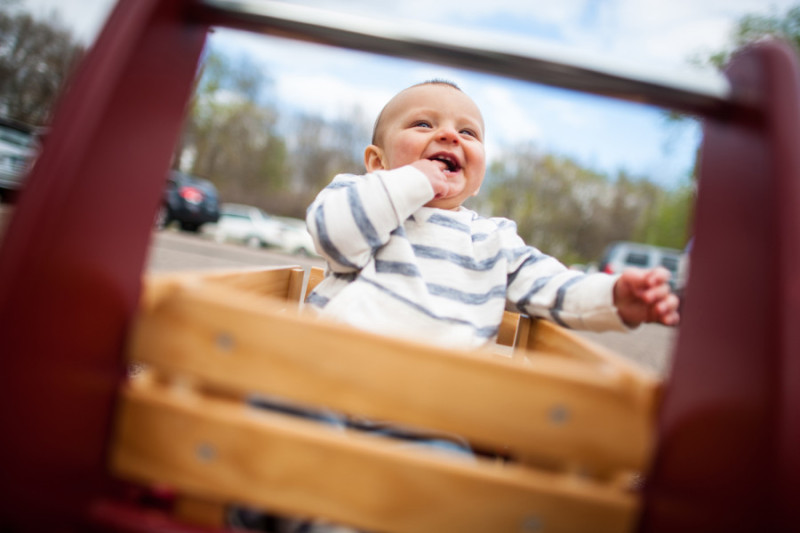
[106,266,659,532]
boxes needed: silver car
[272,216,320,257]
[205,203,286,248]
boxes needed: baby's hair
[414,79,461,91]
[371,79,463,145]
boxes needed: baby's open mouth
[428,154,461,172]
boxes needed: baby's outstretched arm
[614,267,680,327]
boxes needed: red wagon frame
[1,1,799,531]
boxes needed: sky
[13,0,800,188]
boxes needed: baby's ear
[364,145,386,172]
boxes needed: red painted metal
[88,499,227,533]
[0,0,208,529]
[639,40,800,533]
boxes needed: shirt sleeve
[306,166,434,273]
[501,223,628,332]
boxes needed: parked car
[156,170,220,232]
[598,241,685,292]
[205,203,286,248]
[0,117,40,202]
[273,216,319,257]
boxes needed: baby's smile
[427,152,461,173]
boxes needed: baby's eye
[411,120,432,128]
[460,128,479,139]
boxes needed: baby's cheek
[446,181,463,196]
[455,178,472,194]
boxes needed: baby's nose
[437,126,459,142]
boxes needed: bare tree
[281,107,369,215]
[177,51,289,211]
[176,50,369,219]
[0,5,85,125]
[478,143,676,264]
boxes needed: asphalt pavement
[147,228,326,273]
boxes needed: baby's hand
[613,267,680,327]
[410,159,452,199]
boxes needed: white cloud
[470,83,545,163]
[476,84,543,139]
[274,71,390,122]
[600,0,796,67]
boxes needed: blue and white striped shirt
[306,166,626,349]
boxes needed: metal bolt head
[216,332,235,352]
[196,442,217,462]
[548,404,570,425]
[522,516,543,532]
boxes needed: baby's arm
[306,167,435,272]
[613,267,680,327]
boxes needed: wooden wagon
[1,1,799,532]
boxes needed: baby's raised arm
[306,168,436,273]
[613,267,680,327]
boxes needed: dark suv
[156,170,220,232]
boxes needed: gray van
[598,241,686,293]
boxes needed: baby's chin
[424,197,462,210]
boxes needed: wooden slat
[517,317,660,389]
[286,267,305,303]
[142,265,304,310]
[145,265,302,528]
[496,310,521,347]
[305,265,326,296]
[172,496,227,528]
[127,283,658,473]
[111,381,639,533]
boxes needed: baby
[247,80,682,532]
[306,80,679,349]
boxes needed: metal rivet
[196,443,217,462]
[548,404,570,425]
[522,516,543,532]
[216,332,234,352]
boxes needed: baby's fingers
[654,294,681,326]
[640,281,671,304]
[644,266,672,287]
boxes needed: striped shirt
[306,166,626,349]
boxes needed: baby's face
[372,84,486,209]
